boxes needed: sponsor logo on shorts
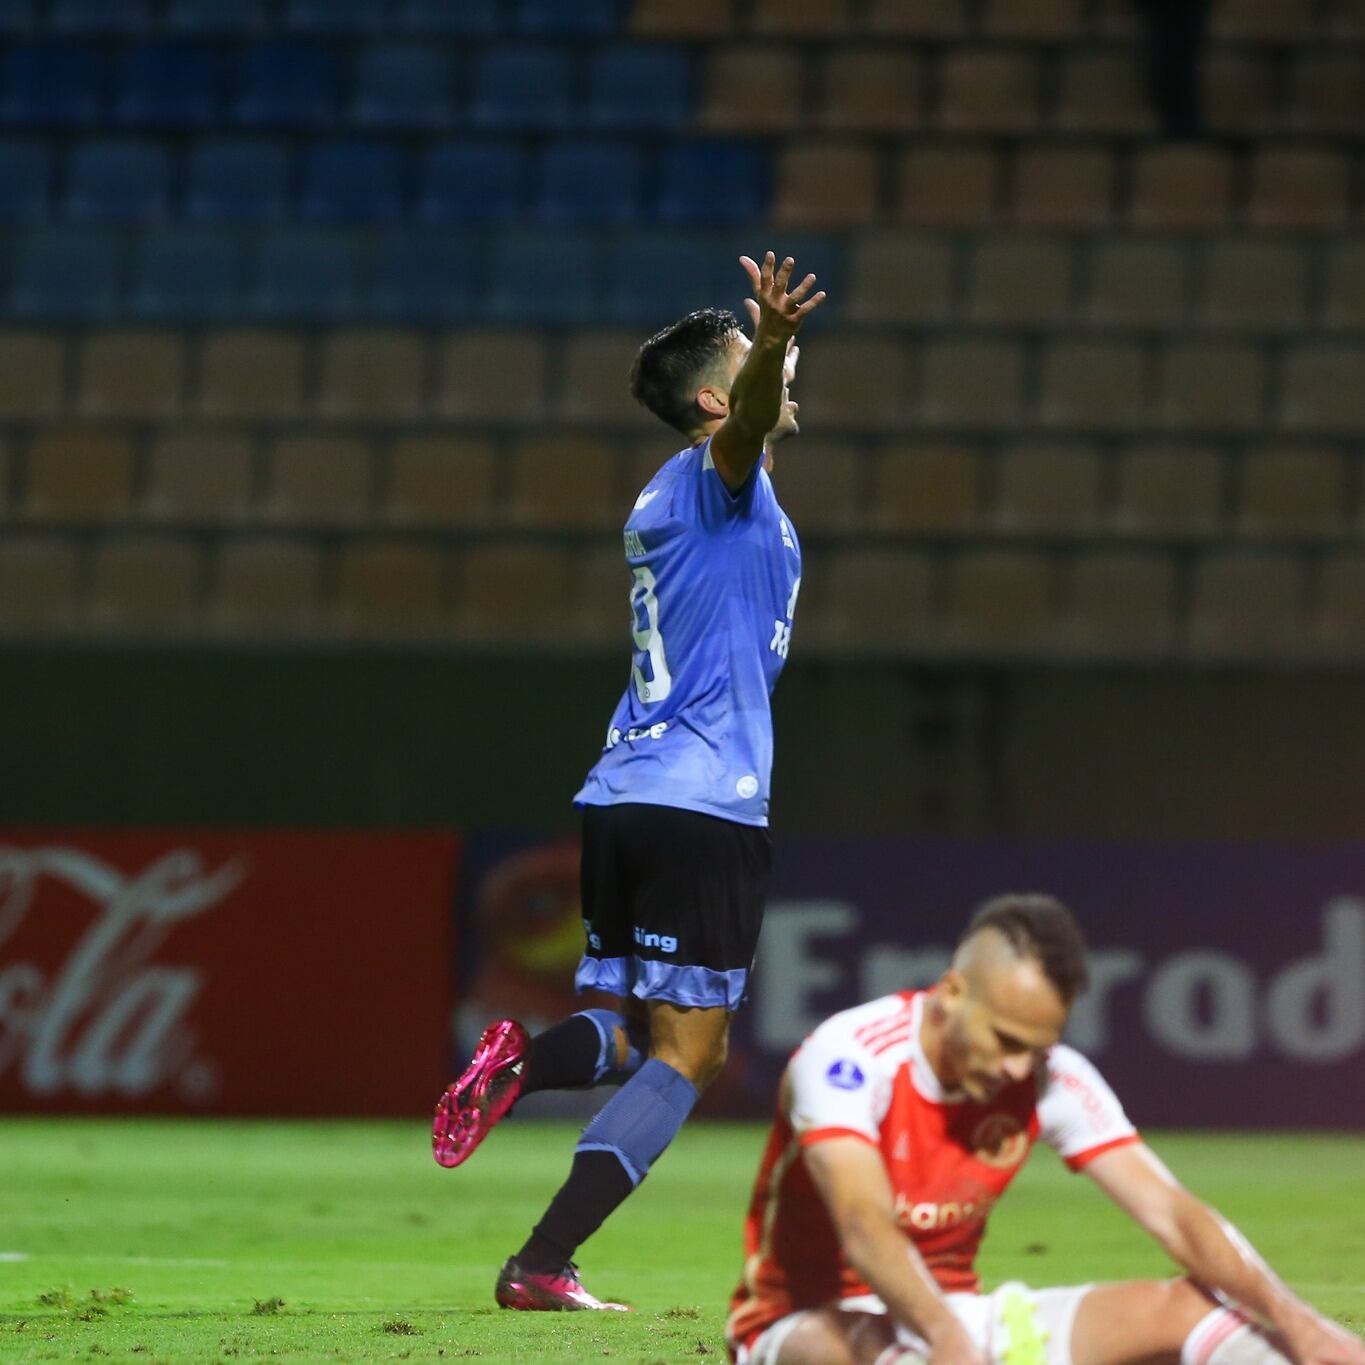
[825,1059,865,1090]
[633,926,678,955]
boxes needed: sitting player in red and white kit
[727,895,1365,1365]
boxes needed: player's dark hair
[629,307,742,435]
[962,894,1089,1005]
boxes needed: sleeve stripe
[797,1126,879,1150]
[1064,1132,1141,1171]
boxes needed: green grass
[0,1120,1361,1363]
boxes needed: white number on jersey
[630,566,673,704]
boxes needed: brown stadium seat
[938,51,1041,134]
[895,143,999,228]
[750,0,854,35]
[560,331,655,428]
[0,437,10,519]
[766,438,862,534]
[316,329,427,420]
[699,47,803,134]
[1212,0,1314,40]
[335,539,446,637]
[567,544,631,647]
[505,433,618,530]
[1248,147,1351,231]
[773,140,882,230]
[1011,145,1115,228]
[966,236,1073,325]
[1236,445,1348,539]
[1186,550,1306,657]
[816,49,924,133]
[1199,239,1309,328]
[1157,341,1267,431]
[1320,242,1365,329]
[437,330,548,421]
[846,232,955,323]
[197,329,306,418]
[1204,53,1278,135]
[1112,443,1225,537]
[0,331,65,417]
[454,542,572,642]
[1091,0,1139,35]
[979,0,1084,38]
[919,338,1025,429]
[23,428,134,524]
[1130,146,1234,230]
[631,0,735,38]
[869,441,984,535]
[1290,56,1365,134]
[1280,345,1365,433]
[1064,551,1176,657]
[1038,341,1146,430]
[864,0,966,36]
[805,547,939,652]
[0,535,80,633]
[627,438,678,501]
[261,434,372,525]
[1053,53,1152,134]
[945,549,1057,652]
[1312,552,1365,656]
[382,434,497,528]
[992,442,1103,535]
[88,536,202,634]
[212,537,324,635]
[1084,238,1191,327]
[142,429,255,523]
[76,330,184,419]
[792,335,910,430]
[1323,0,1365,35]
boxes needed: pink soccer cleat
[494,1258,630,1312]
[432,1018,529,1169]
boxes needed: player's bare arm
[1085,1143,1365,1365]
[709,251,825,492]
[802,1136,986,1365]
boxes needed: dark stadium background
[1,0,1363,1131]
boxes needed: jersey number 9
[630,566,673,704]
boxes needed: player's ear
[696,382,729,420]
[938,968,968,1009]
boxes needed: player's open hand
[740,251,826,342]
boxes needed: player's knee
[650,1029,727,1089]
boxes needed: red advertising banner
[0,831,459,1116]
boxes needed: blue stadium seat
[299,141,405,223]
[653,139,768,225]
[249,230,362,320]
[352,45,455,130]
[0,43,105,127]
[0,140,52,221]
[418,141,525,224]
[470,46,572,130]
[232,43,341,128]
[0,0,37,33]
[608,231,720,325]
[65,139,171,222]
[513,0,620,35]
[536,140,642,226]
[370,229,481,323]
[165,0,272,33]
[186,139,289,223]
[586,46,691,131]
[284,0,387,33]
[484,230,597,324]
[51,0,152,31]
[395,0,498,33]
[115,43,223,127]
[10,228,121,319]
[131,227,242,320]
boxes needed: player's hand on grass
[740,251,825,343]
[1281,1305,1365,1365]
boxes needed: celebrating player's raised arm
[1083,1142,1365,1365]
[802,1138,986,1365]
[709,251,825,492]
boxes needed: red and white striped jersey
[727,990,1139,1356]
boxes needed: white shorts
[740,1281,1092,1365]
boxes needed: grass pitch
[0,1119,1361,1364]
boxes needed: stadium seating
[0,140,53,221]
[0,42,105,126]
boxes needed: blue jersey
[574,437,802,827]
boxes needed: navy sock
[520,1011,648,1096]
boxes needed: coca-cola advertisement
[0,831,459,1116]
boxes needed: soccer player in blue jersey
[432,251,826,1310]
